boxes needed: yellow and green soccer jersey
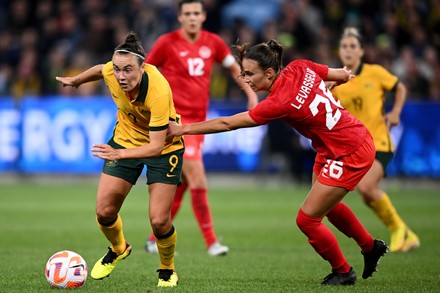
[331,63,398,153]
[102,62,184,155]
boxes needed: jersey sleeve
[145,35,168,66]
[249,98,286,125]
[101,61,113,87]
[147,69,174,131]
[211,33,233,66]
[374,64,399,91]
[298,59,329,80]
[148,93,172,131]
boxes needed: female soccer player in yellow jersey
[331,27,420,253]
[55,32,182,287]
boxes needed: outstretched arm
[55,64,104,88]
[169,112,258,137]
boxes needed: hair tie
[114,49,145,60]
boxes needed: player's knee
[356,184,376,203]
[187,179,207,189]
[150,215,169,235]
[185,169,208,188]
[96,207,118,225]
[296,209,321,232]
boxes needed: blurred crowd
[0,0,439,101]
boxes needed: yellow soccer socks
[92,214,132,279]
[369,193,403,231]
[156,226,177,270]
[156,226,178,287]
[369,193,419,252]
[97,214,126,254]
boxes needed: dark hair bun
[125,32,139,44]
[114,31,145,63]
[267,40,283,57]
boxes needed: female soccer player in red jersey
[144,0,258,256]
[167,39,388,285]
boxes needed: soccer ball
[45,250,88,289]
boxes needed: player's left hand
[384,111,400,129]
[55,76,80,88]
[337,66,355,85]
[91,144,122,160]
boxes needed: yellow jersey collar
[356,62,364,75]
[135,72,149,103]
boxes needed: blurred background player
[144,0,258,256]
[331,27,420,253]
[56,32,183,287]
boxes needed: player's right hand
[167,121,183,139]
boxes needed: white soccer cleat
[207,242,229,256]
[144,240,158,254]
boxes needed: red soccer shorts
[183,134,205,160]
[181,117,206,161]
[313,135,375,191]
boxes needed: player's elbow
[151,150,163,158]
[396,82,407,95]
[219,119,237,131]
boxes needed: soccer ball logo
[45,250,88,289]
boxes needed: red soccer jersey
[249,60,368,159]
[146,29,233,122]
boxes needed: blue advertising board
[0,97,439,177]
[0,99,20,172]
[387,102,440,177]
[18,98,117,173]
[0,97,266,174]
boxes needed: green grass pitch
[0,178,439,292]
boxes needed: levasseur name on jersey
[291,67,316,110]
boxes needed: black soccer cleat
[321,267,357,285]
[362,239,388,279]
[157,269,178,287]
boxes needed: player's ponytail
[114,32,145,65]
[266,39,283,64]
[234,39,283,76]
